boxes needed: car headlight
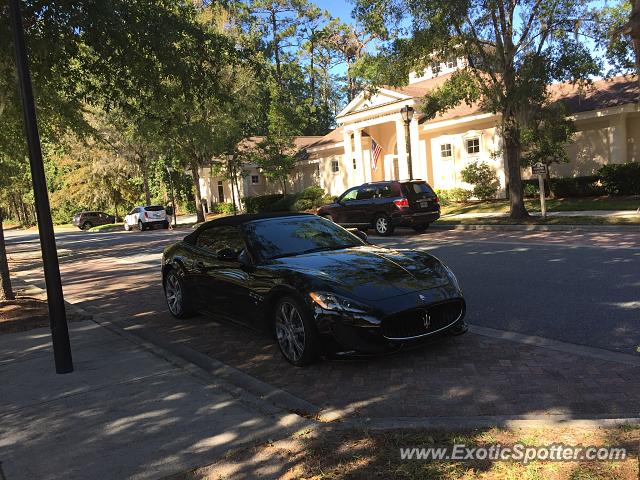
[309,291,368,313]
[444,266,462,291]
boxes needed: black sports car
[161,213,467,366]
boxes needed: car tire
[412,223,429,233]
[164,269,194,319]
[82,221,93,230]
[163,221,169,229]
[373,214,394,236]
[124,222,131,231]
[273,295,319,367]
[138,221,145,232]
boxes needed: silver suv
[124,205,168,231]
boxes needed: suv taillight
[393,198,409,208]
[144,211,149,219]
[434,196,439,204]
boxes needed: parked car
[124,205,169,231]
[317,180,441,236]
[72,211,115,230]
[161,213,466,366]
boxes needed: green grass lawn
[441,196,640,216]
[87,223,123,232]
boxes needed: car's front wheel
[164,269,193,319]
[273,296,319,366]
[124,222,131,231]
[82,221,93,230]
[374,214,394,236]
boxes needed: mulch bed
[0,297,88,334]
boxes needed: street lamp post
[227,154,238,215]
[165,166,177,228]
[400,105,415,180]
[9,0,73,373]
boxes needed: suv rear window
[145,205,165,212]
[401,182,436,198]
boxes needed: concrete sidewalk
[0,321,308,480]
[442,209,639,219]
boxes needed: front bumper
[312,286,465,355]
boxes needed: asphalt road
[5,225,640,355]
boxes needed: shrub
[522,182,540,198]
[448,187,473,203]
[242,186,332,213]
[597,163,640,196]
[242,194,284,213]
[209,202,235,215]
[460,162,500,200]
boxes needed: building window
[331,159,340,173]
[440,143,452,158]
[353,158,357,170]
[466,137,480,155]
[251,174,260,185]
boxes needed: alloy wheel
[165,272,183,316]
[375,216,388,234]
[275,301,306,362]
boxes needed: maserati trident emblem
[423,311,431,329]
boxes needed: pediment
[337,88,410,118]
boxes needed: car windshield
[243,216,363,261]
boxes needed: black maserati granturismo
[161,212,467,366]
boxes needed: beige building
[199,64,639,207]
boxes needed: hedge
[522,175,604,198]
[243,186,332,214]
[597,163,640,195]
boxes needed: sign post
[532,163,548,219]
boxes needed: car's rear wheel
[82,221,93,230]
[374,214,394,236]
[164,269,193,318]
[412,223,429,232]
[273,296,319,366]
[138,220,145,232]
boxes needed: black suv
[317,180,440,236]
[72,211,115,230]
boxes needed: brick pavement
[12,230,640,420]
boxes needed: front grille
[382,300,464,339]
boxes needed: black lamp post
[165,165,177,228]
[9,0,73,373]
[400,105,415,180]
[227,154,238,215]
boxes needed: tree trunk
[0,209,15,301]
[503,121,530,219]
[190,161,205,223]
[141,156,151,206]
[271,10,282,85]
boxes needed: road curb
[432,223,640,232]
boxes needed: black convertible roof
[184,212,314,243]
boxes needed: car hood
[269,246,451,300]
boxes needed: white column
[395,119,409,180]
[609,114,628,164]
[409,118,421,180]
[384,154,393,180]
[353,128,365,184]
[363,147,373,183]
[343,129,354,187]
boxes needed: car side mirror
[347,228,369,244]
[217,247,239,262]
[333,196,339,203]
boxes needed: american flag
[371,138,382,171]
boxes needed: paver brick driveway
[12,228,640,420]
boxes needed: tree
[354,0,601,218]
